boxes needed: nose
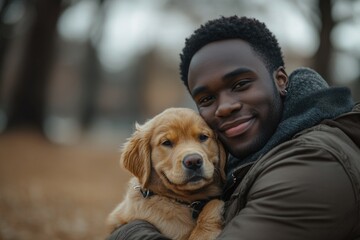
[215,92,242,117]
[182,154,203,170]
[215,100,242,117]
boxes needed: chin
[225,136,267,159]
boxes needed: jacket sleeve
[106,220,170,240]
[217,145,357,240]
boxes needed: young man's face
[187,39,287,159]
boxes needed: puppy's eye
[199,134,209,142]
[161,140,173,147]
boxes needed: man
[108,16,360,239]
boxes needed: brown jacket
[219,103,360,240]
[107,104,360,240]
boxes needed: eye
[198,95,215,107]
[233,80,251,90]
[199,134,209,142]
[161,140,173,147]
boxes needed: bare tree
[6,0,62,134]
[313,0,335,84]
[80,0,106,129]
[0,0,16,96]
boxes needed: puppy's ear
[120,122,152,188]
[217,141,228,184]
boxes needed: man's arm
[106,220,170,240]
[217,146,357,240]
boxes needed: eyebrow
[222,67,253,80]
[191,85,207,97]
[191,67,253,97]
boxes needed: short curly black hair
[179,16,284,88]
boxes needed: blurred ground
[0,130,130,240]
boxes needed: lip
[187,175,204,183]
[220,116,255,138]
[162,171,205,186]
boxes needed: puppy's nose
[183,154,203,170]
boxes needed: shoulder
[251,122,360,184]
[256,122,360,173]
[242,122,360,212]
[245,125,357,220]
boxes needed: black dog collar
[134,186,215,219]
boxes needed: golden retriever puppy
[107,108,226,240]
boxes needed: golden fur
[107,108,226,240]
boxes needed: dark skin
[187,39,288,159]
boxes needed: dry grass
[0,130,130,240]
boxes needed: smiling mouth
[161,172,205,186]
[188,175,204,182]
[223,117,255,138]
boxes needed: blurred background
[0,0,359,239]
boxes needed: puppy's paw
[200,199,224,224]
[189,199,224,240]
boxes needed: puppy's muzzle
[182,154,203,171]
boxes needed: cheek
[254,90,283,138]
[151,147,175,170]
[245,84,271,103]
[199,107,217,129]
[245,86,278,116]
[209,142,222,169]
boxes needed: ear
[120,122,152,188]
[217,141,228,184]
[273,66,288,97]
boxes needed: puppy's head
[120,108,227,198]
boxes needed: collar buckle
[134,185,153,198]
[189,200,207,219]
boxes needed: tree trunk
[6,0,62,133]
[0,0,14,95]
[313,0,334,84]
[80,0,106,129]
